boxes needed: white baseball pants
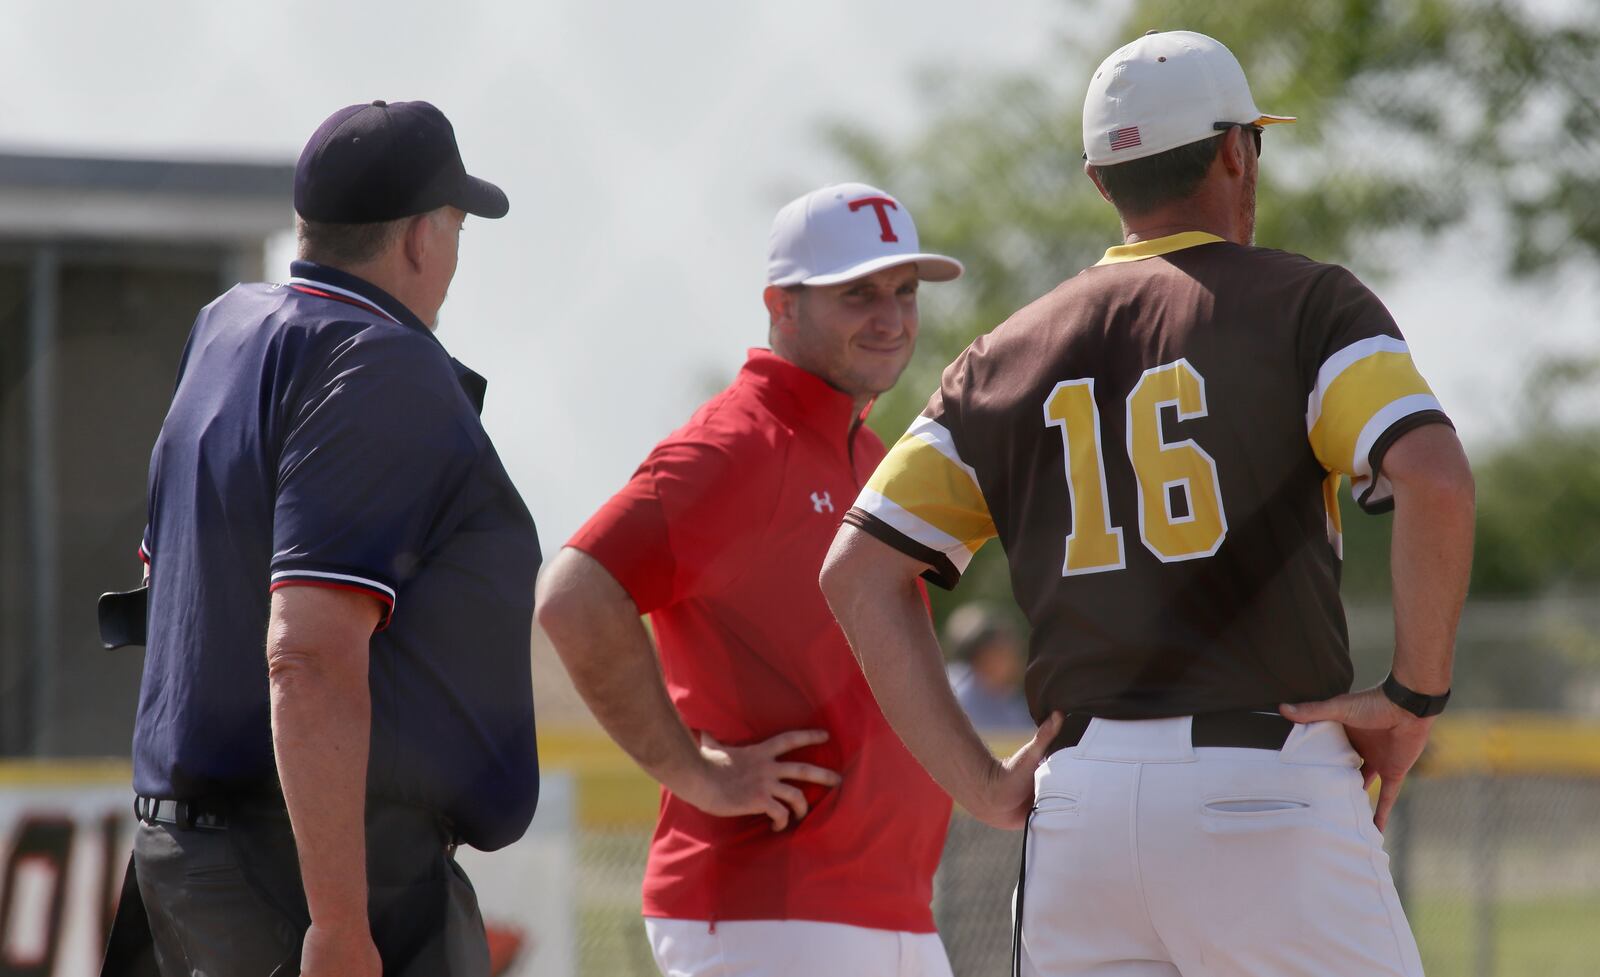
[1018,717,1425,976]
[646,917,954,977]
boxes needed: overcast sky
[6,0,1594,546]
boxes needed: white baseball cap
[1082,30,1294,166]
[767,182,963,287]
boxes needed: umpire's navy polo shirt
[134,260,540,851]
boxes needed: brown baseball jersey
[844,232,1452,719]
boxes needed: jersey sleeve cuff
[1354,409,1455,513]
[563,538,671,615]
[565,496,677,614]
[269,569,397,630]
[842,508,962,590]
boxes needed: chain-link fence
[1391,777,1600,977]
[573,831,656,977]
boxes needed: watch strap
[1382,672,1450,718]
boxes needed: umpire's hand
[681,728,843,831]
[300,919,381,977]
[1280,688,1435,833]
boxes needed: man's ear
[1084,162,1114,204]
[1219,127,1250,177]
[763,284,798,333]
[402,213,430,272]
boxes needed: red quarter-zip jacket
[567,348,951,931]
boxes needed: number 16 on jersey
[1043,358,1229,576]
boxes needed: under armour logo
[848,196,900,242]
[811,491,835,513]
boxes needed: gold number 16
[1042,358,1229,575]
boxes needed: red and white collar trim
[286,277,401,325]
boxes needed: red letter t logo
[848,196,900,242]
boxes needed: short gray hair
[295,215,409,266]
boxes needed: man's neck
[301,255,434,330]
[1119,202,1242,246]
[766,345,873,439]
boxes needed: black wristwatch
[1382,672,1451,718]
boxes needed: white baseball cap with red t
[767,182,963,287]
[1082,30,1295,166]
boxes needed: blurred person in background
[944,604,1033,731]
[823,30,1473,977]
[538,183,964,977]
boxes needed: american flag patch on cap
[1108,126,1142,151]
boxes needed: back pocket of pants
[1203,798,1310,814]
[1033,789,1083,818]
[1200,795,1315,833]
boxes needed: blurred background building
[0,153,293,757]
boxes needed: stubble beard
[1241,162,1259,246]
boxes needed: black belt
[134,796,229,830]
[134,794,464,852]
[1046,710,1294,757]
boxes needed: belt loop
[176,801,196,830]
[133,797,145,822]
[438,815,461,857]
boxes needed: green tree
[830,0,1600,625]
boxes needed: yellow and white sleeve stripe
[853,416,996,579]
[1306,336,1446,509]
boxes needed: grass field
[1411,892,1600,977]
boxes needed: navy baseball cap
[294,100,509,223]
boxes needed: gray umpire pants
[125,798,490,977]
